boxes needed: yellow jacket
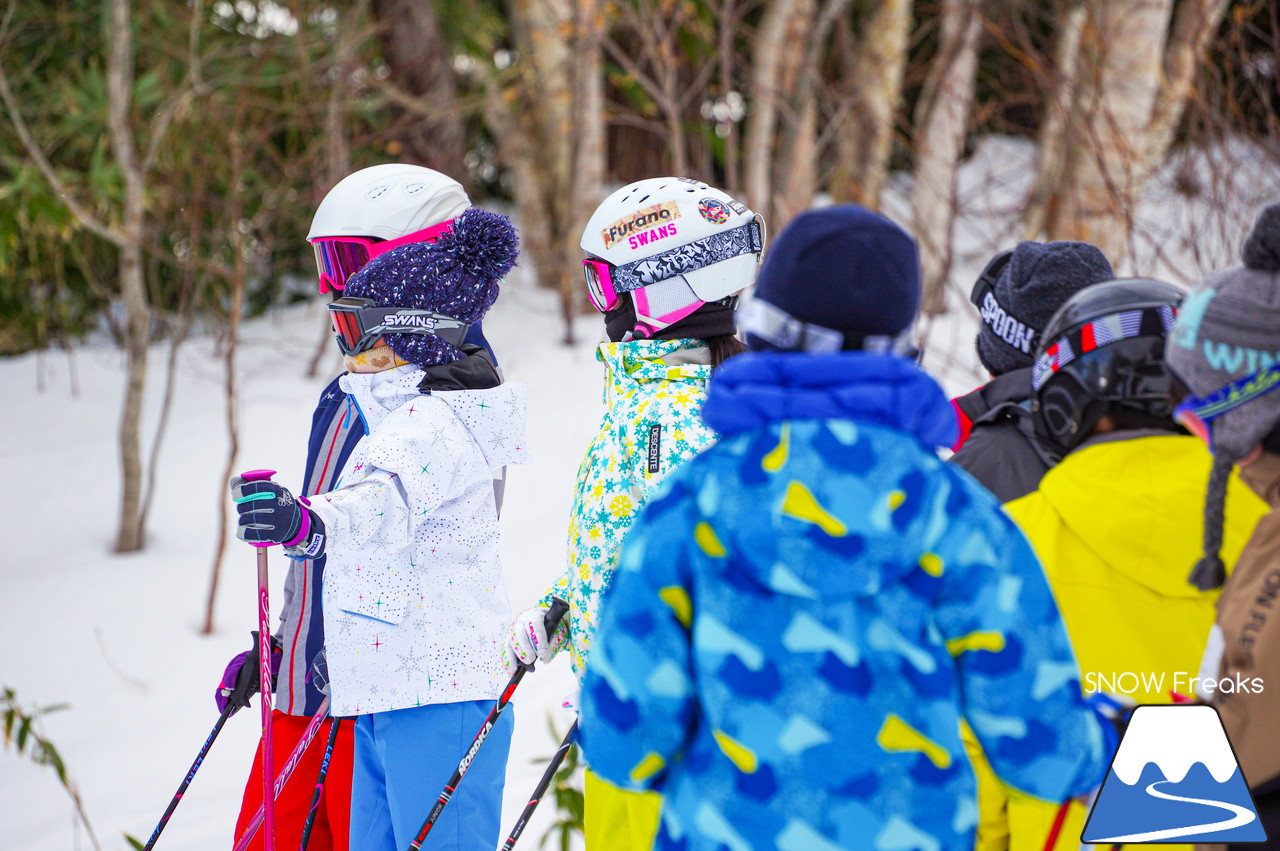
[970,433,1266,851]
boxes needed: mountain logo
[1082,704,1267,844]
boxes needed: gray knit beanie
[975,240,1115,375]
[1165,202,1280,588]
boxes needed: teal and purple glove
[230,470,325,558]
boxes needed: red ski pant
[232,710,354,851]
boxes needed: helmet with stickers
[579,177,765,339]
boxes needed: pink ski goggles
[312,219,455,294]
[582,258,620,312]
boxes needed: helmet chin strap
[614,292,741,343]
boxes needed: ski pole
[501,719,577,851]
[241,468,281,851]
[298,718,342,851]
[1042,800,1070,851]
[142,701,238,850]
[406,597,570,850]
[232,696,331,851]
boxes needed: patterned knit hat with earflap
[344,207,518,368]
[1166,202,1280,589]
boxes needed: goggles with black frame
[969,248,1014,311]
[327,297,470,356]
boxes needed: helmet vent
[403,182,426,196]
[365,184,391,201]
[637,194,651,204]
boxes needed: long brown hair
[706,333,746,369]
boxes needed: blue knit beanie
[344,207,518,367]
[746,205,920,351]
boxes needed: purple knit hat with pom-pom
[344,207,518,367]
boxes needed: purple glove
[215,632,282,714]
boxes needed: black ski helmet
[1030,277,1183,457]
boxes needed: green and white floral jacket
[542,338,718,677]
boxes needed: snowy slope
[1,138,1275,850]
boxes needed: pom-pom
[1242,203,1280,272]
[436,207,520,284]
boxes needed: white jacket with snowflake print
[309,365,527,716]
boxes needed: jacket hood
[692,416,958,601]
[693,352,965,600]
[340,364,528,469]
[1032,433,1232,598]
[954,366,1033,426]
[433,383,529,469]
[597,338,713,406]
[702,350,958,449]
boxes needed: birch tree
[911,0,984,315]
[829,0,913,209]
[1026,0,1231,261]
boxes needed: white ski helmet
[307,163,471,293]
[580,177,765,338]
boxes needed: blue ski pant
[350,701,513,851]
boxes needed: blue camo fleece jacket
[578,351,1108,851]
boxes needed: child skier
[232,206,524,851]
[577,205,1113,851]
[502,177,765,849]
[1166,202,1280,844]
[218,163,501,851]
[969,277,1266,851]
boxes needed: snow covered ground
[1,137,1275,851]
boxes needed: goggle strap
[1032,305,1176,392]
[609,220,763,294]
[1177,364,1280,424]
[969,249,1014,308]
[738,298,844,354]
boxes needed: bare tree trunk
[743,0,803,217]
[1143,0,1231,167]
[369,0,468,183]
[1053,0,1176,261]
[138,325,189,534]
[829,0,913,208]
[773,0,821,224]
[567,0,607,340]
[486,0,602,343]
[1022,0,1087,239]
[107,0,151,553]
[912,0,984,316]
[777,98,818,223]
[718,0,742,195]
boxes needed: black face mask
[604,296,738,343]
